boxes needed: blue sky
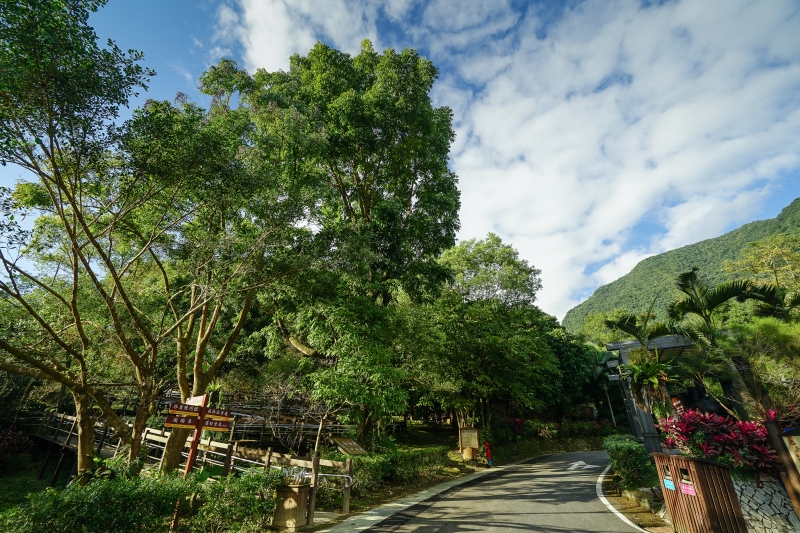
[3,0,800,319]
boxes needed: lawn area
[0,451,76,514]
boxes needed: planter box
[273,484,311,532]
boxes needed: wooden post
[183,394,209,477]
[37,446,53,480]
[222,441,235,475]
[263,447,273,471]
[342,458,352,514]
[50,451,67,487]
[308,454,320,526]
[96,423,110,454]
[765,421,800,517]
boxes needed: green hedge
[323,446,449,497]
[0,468,282,533]
[602,434,657,490]
[0,475,195,533]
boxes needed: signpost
[459,428,479,460]
[332,437,367,456]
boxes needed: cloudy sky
[3,0,800,319]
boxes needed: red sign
[165,415,199,429]
[205,407,232,420]
[169,403,203,416]
[202,419,230,432]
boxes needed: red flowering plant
[657,410,781,481]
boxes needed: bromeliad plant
[657,409,780,481]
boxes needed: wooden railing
[23,411,354,517]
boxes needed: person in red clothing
[484,441,493,467]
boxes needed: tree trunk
[719,376,750,421]
[161,427,192,473]
[72,391,96,480]
[128,386,156,464]
[356,406,372,440]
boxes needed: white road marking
[566,460,602,470]
[596,464,649,533]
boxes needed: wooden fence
[21,411,354,517]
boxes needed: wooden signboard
[670,395,686,415]
[186,395,206,406]
[459,428,479,452]
[202,419,230,432]
[169,403,203,416]
[205,407,232,421]
[332,437,367,456]
[165,415,199,429]
[785,435,800,474]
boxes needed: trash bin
[273,484,310,531]
[654,453,747,533]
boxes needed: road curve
[362,450,642,533]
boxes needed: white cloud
[219,0,800,319]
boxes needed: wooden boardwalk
[22,411,354,518]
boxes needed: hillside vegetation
[563,198,800,333]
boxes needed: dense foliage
[602,434,658,490]
[657,410,781,480]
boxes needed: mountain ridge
[562,197,800,333]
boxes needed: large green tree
[208,41,461,431]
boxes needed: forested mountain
[562,197,800,333]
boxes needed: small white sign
[607,374,620,381]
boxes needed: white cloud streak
[219,0,800,319]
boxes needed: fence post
[222,441,235,475]
[342,458,353,514]
[263,447,273,471]
[308,454,320,526]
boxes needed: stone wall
[732,477,800,533]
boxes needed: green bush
[322,446,448,498]
[602,434,657,490]
[0,474,196,533]
[186,468,283,533]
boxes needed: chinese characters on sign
[459,428,479,451]
[332,437,367,455]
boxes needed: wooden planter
[273,484,311,531]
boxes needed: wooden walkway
[21,411,354,517]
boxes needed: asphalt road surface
[363,450,642,533]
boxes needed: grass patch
[0,452,75,514]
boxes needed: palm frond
[647,322,676,341]
[604,314,639,339]
[705,279,751,310]
[668,296,705,321]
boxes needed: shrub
[0,474,196,533]
[525,420,557,439]
[323,446,448,497]
[0,427,31,465]
[603,434,657,490]
[657,410,781,479]
[186,468,283,533]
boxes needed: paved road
[362,451,641,533]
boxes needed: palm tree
[740,282,800,322]
[605,296,675,409]
[667,267,756,419]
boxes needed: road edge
[317,454,553,532]
[596,464,649,533]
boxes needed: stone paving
[733,478,800,533]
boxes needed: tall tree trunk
[128,386,156,464]
[161,427,192,472]
[72,391,96,480]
